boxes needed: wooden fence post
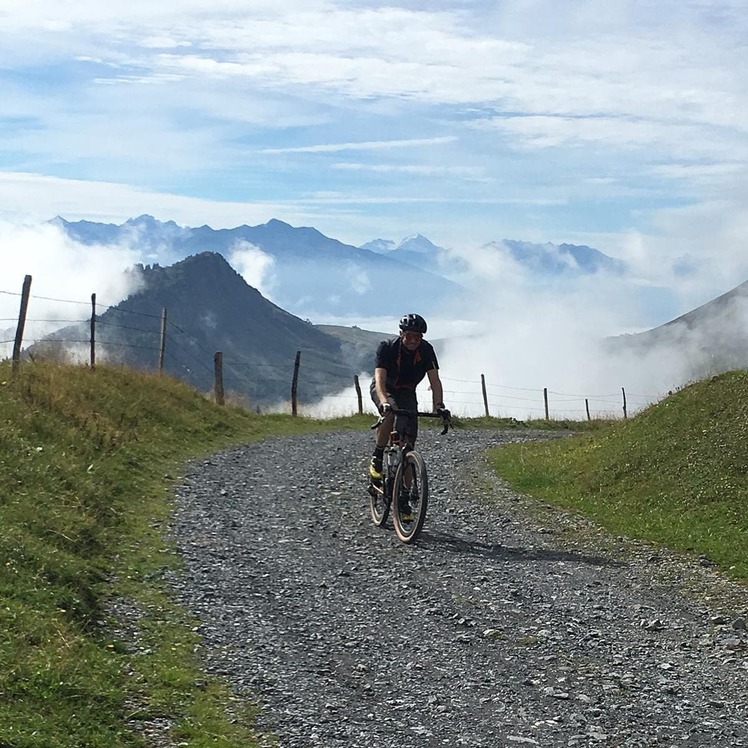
[158,307,167,374]
[90,293,96,371]
[543,387,549,420]
[481,374,489,417]
[214,352,225,405]
[354,374,363,414]
[585,398,591,421]
[622,387,628,419]
[291,350,301,416]
[11,274,32,377]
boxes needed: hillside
[316,323,389,368]
[0,359,372,746]
[489,369,748,579]
[607,278,748,380]
[30,252,383,407]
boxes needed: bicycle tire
[368,478,390,527]
[392,450,428,543]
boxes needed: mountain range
[52,215,624,322]
[52,215,460,321]
[361,235,624,277]
[27,214,748,408]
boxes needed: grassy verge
[7,358,742,746]
[0,361,368,748]
[487,370,748,581]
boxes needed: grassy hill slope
[0,361,368,747]
[2,361,746,746]
[488,369,748,580]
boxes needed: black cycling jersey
[373,336,439,391]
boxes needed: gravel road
[168,428,748,748]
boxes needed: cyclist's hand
[379,402,392,416]
[436,404,452,434]
[435,403,450,418]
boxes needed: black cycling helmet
[399,313,427,335]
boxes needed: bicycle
[367,408,452,543]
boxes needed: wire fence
[1,280,662,419]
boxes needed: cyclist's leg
[393,389,418,494]
[393,388,418,446]
[369,382,395,479]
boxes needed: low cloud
[228,240,277,300]
[0,220,144,354]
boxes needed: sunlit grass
[4,359,746,746]
[0,360,365,747]
[488,370,748,580]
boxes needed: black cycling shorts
[369,383,420,441]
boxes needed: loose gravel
[168,428,748,748]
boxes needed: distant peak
[359,238,396,252]
[397,234,439,252]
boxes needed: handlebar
[370,408,453,436]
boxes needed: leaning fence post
[158,307,167,374]
[481,374,489,417]
[291,350,301,416]
[90,293,96,371]
[12,274,32,377]
[622,387,628,420]
[585,398,591,421]
[214,352,225,405]
[354,374,363,414]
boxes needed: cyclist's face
[401,331,422,350]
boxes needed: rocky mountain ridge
[52,214,625,322]
[31,252,389,407]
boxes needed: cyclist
[369,313,448,484]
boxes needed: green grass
[488,369,748,581]
[3,359,746,746]
[0,361,368,747]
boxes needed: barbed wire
[1,283,667,414]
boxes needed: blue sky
[1,0,748,401]
[1,2,745,253]
[0,0,748,318]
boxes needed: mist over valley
[3,215,748,418]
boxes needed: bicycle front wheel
[392,451,428,543]
[368,478,390,527]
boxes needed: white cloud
[0,221,144,352]
[260,137,456,154]
[228,241,277,300]
[433,268,679,419]
[333,162,488,179]
[0,173,293,230]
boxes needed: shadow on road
[418,528,625,569]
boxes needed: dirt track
[168,428,748,747]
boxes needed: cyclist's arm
[373,367,389,405]
[426,368,444,411]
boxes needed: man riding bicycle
[369,313,448,482]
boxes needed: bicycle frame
[368,408,451,543]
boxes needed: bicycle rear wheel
[368,478,390,527]
[392,451,428,543]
